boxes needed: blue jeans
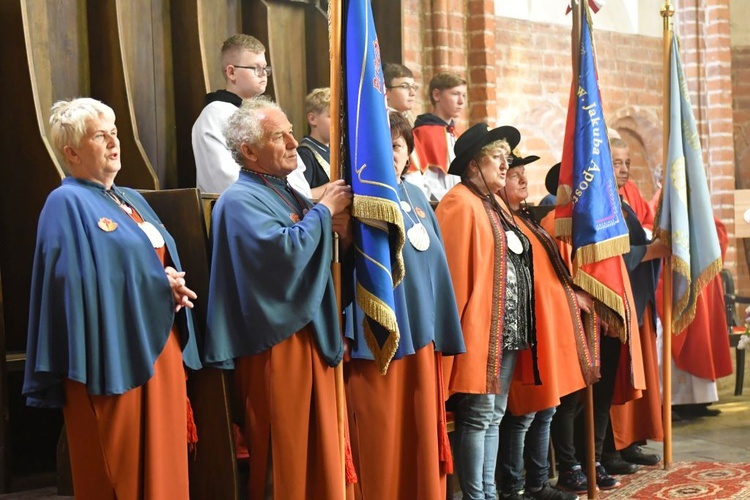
[454,349,518,499]
[499,406,556,494]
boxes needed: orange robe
[610,306,664,448]
[540,212,646,403]
[436,184,535,395]
[507,213,590,415]
[346,345,446,499]
[63,242,190,500]
[234,326,347,500]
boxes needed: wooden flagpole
[328,0,347,493]
[569,2,597,497]
[660,0,675,470]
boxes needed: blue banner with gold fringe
[655,33,722,334]
[555,6,632,341]
[343,0,405,374]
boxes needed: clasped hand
[165,266,197,312]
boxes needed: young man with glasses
[191,34,310,197]
[384,62,418,120]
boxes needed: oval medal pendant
[506,230,523,255]
[407,223,430,252]
[400,200,412,213]
[139,221,166,249]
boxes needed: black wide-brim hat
[509,153,540,168]
[545,162,561,196]
[448,123,521,176]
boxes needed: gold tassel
[356,283,400,374]
[352,195,406,287]
[671,258,722,334]
[555,217,572,241]
[574,234,631,267]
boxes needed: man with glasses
[192,34,310,197]
[384,62,418,121]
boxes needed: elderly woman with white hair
[23,97,201,499]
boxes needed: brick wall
[401,0,739,285]
[677,0,739,288]
[492,17,664,205]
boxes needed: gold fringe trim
[574,235,631,267]
[575,270,627,338]
[595,302,628,344]
[352,194,406,288]
[670,257,692,331]
[672,258,722,335]
[653,226,671,247]
[356,282,400,375]
[555,216,572,241]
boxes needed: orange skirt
[610,307,664,449]
[63,329,188,500]
[234,326,346,500]
[346,343,447,500]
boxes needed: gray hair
[49,98,115,158]
[610,137,629,150]
[223,95,280,165]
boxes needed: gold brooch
[414,207,426,218]
[97,217,118,232]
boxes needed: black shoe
[502,492,532,500]
[556,466,588,495]
[621,445,661,466]
[595,463,621,490]
[601,456,639,475]
[690,404,722,417]
[526,482,580,500]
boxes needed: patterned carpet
[598,462,750,499]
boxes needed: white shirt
[191,101,311,198]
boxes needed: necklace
[104,188,165,248]
[399,181,430,251]
[106,188,133,215]
[244,169,308,222]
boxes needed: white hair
[223,95,280,164]
[49,98,115,158]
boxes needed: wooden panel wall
[87,1,160,190]
[171,0,242,189]
[0,0,399,493]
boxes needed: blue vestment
[204,171,343,367]
[23,177,201,408]
[346,181,465,360]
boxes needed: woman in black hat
[435,123,537,499]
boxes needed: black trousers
[550,334,622,469]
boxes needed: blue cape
[23,177,201,408]
[346,181,465,360]
[204,171,343,368]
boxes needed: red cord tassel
[187,397,198,453]
[345,437,358,484]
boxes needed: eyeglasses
[233,65,272,77]
[386,83,419,92]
